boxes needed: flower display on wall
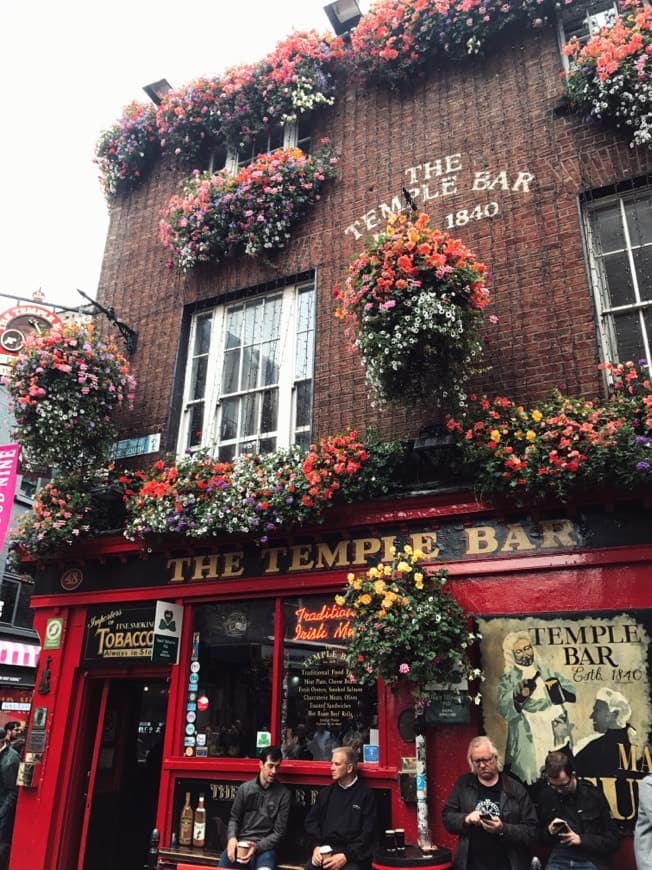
[2,323,137,473]
[155,31,342,161]
[159,142,339,270]
[95,101,160,199]
[349,0,573,85]
[564,0,652,148]
[447,361,652,502]
[123,430,382,543]
[334,210,490,409]
[337,544,482,703]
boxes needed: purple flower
[636,461,650,472]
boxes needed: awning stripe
[0,642,41,669]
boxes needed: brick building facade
[8,5,652,869]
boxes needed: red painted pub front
[9,492,650,869]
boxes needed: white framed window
[209,118,312,174]
[583,184,652,365]
[557,0,619,69]
[178,279,315,460]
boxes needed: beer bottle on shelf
[193,794,207,848]
[179,791,194,847]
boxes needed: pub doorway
[63,674,169,870]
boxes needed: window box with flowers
[160,141,339,270]
[334,210,492,411]
[447,360,652,504]
[564,0,652,149]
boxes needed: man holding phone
[442,736,537,869]
[537,751,619,870]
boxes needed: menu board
[300,649,364,728]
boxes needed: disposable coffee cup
[237,841,251,862]
[319,846,333,857]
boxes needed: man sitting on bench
[304,746,376,870]
[220,746,291,870]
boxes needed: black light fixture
[142,78,172,105]
[323,0,362,36]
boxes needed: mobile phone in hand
[551,820,570,835]
[480,813,494,821]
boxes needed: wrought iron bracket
[76,288,138,355]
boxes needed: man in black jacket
[537,751,619,870]
[305,746,376,870]
[442,736,537,870]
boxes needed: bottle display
[179,791,194,846]
[192,794,207,848]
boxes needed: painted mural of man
[497,631,577,784]
[574,687,632,777]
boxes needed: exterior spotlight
[323,0,362,36]
[142,78,172,105]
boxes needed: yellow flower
[413,549,425,561]
[414,572,423,583]
[402,597,409,605]
[526,430,537,442]
[347,572,355,582]
[379,609,386,618]
[352,578,362,590]
[382,597,394,610]
[359,593,372,606]
[383,564,392,576]
[531,409,543,422]
[335,594,346,606]
[373,579,386,594]
[403,544,413,555]
[396,560,412,574]
[490,429,501,442]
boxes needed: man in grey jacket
[635,774,652,870]
[220,745,291,870]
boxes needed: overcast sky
[0,0,369,311]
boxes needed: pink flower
[399,663,410,674]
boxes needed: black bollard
[145,827,160,870]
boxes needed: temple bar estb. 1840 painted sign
[37,504,652,596]
[478,613,652,833]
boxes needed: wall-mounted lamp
[142,78,172,105]
[323,0,362,36]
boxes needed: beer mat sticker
[477,613,652,832]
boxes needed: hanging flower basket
[94,101,161,200]
[334,211,491,409]
[160,141,339,270]
[2,322,137,473]
[564,0,652,149]
[337,544,482,704]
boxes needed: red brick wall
[97,23,652,451]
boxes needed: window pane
[261,388,278,434]
[14,580,34,629]
[195,315,212,355]
[191,355,208,401]
[221,348,240,395]
[295,381,312,429]
[242,345,260,390]
[0,579,18,624]
[633,247,652,301]
[295,330,315,381]
[613,310,646,362]
[604,252,635,307]
[243,300,264,346]
[259,437,277,453]
[270,125,284,151]
[225,306,243,350]
[625,193,652,246]
[220,398,239,441]
[281,595,377,762]
[188,403,205,449]
[192,601,274,758]
[242,393,259,438]
[218,443,236,462]
[263,296,283,341]
[262,341,279,385]
[644,308,652,365]
[594,204,625,253]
